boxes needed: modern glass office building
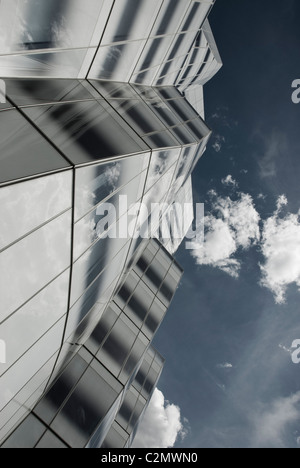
[0,0,221,448]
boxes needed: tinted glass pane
[0,48,96,79]
[35,431,68,449]
[50,365,120,447]
[0,109,70,185]
[24,101,148,165]
[75,153,150,221]
[34,354,90,425]
[101,0,161,43]
[6,78,98,106]
[2,414,46,449]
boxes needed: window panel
[65,275,119,344]
[24,100,148,165]
[89,41,146,82]
[0,171,72,251]
[151,0,191,36]
[84,304,121,356]
[101,422,128,449]
[70,236,130,306]
[125,282,155,327]
[145,149,180,193]
[97,315,138,377]
[34,354,91,425]
[115,271,140,310]
[73,172,146,260]
[107,99,166,136]
[134,36,172,73]
[180,2,211,32]
[2,414,47,449]
[50,364,121,448]
[0,318,65,413]
[101,0,162,44]
[74,153,150,221]
[120,334,149,383]
[0,211,71,321]
[35,431,68,449]
[143,298,166,338]
[0,270,70,377]
[0,0,109,53]
[0,109,70,186]
[5,78,98,107]
[0,48,97,79]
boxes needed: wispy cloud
[252,392,300,448]
[212,134,225,153]
[255,130,288,178]
[132,389,188,449]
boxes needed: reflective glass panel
[1,414,46,449]
[0,48,97,79]
[50,364,121,448]
[24,100,148,165]
[0,109,70,185]
[5,78,98,107]
[74,153,150,221]
[35,431,68,449]
[101,0,162,44]
[89,41,146,82]
[0,211,71,321]
[0,270,70,377]
[0,0,108,52]
[0,171,72,251]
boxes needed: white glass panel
[0,211,71,321]
[0,171,72,251]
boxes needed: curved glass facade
[0,0,221,448]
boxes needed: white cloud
[132,389,187,449]
[191,192,260,278]
[217,363,233,369]
[212,135,225,153]
[253,392,300,448]
[221,175,238,188]
[260,197,300,303]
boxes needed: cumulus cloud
[221,175,238,188]
[191,192,260,278]
[260,196,300,303]
[253,392,300,448]
[132,389,188,449]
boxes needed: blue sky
[135,0,300,449]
